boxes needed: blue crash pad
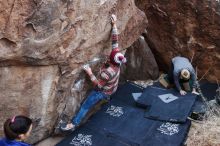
[200,80,218,100]
[85,99,150,145]
[56,126,129,146]
[137,81,217,120]
[190,80,218,115]
[56,82,191,146]
[136,86,174,107]
[140,120,191,146]
[145,93,196,123]
[191,97,206,114]
[57,97,190,146]
[81,99,190,146]
[188,80,218,115]
[111,81,144,106]
[137,87,196,123]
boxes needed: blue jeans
[71,90,108,126]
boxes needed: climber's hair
[4,115,32,140]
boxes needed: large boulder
[0,66,59,143]
[121,35,159,81]
[0,0,147,143]
[136,0,220,82]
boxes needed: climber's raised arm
[60,14,126,132]
[111,14,119,51]
[83,64,99,86]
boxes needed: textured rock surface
[0,0,147,143]
[0,66,59,143]
[136,0,220,82]
[0,0,147,66]
[121,35,159,81]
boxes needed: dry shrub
[186,103,220,146]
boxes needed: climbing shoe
[60,123,76,132]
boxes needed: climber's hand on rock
[111,14,117,25]
[83,64,92,75]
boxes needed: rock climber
[60,14,127,131]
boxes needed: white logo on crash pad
[106,105,124,117]
[70,134,92,146]
[158,94,178,103]
[157,122,179,136]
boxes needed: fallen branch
[198,66,212,82]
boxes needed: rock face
[121,35,159,81]
[136,0,220,82]
[0,66,59,143]
[0,0,147,143]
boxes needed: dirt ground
[186,106,220,146]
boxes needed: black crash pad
[56,82,191,146]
